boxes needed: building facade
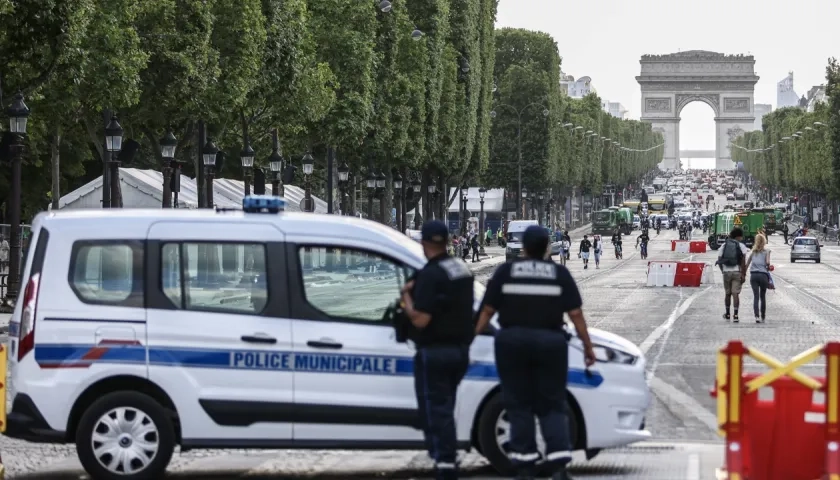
[753,103,773,130]
[560,71,594,98]
[805,85,827,112]
[777,72,800,109]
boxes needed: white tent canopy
[447,187,505,213]
[59,168,328,213]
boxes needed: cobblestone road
[4,199,837,478]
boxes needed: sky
[496,0,839,168]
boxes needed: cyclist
[655,217,662,235]
[611,228,623,259]
[636,229,650,260]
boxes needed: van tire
[76,391,176,480]
[476,392,579,475]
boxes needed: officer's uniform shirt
[410,254,475,346]
[483,259,582,330]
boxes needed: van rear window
[69,241,144,307]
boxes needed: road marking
[639,286,711,356]
[686,453,701,480]
[649,376,720,433]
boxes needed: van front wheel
[76,391,176,480]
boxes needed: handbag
[767,272,775,290]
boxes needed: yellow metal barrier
[745,345,823,392]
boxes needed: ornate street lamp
[202,139,219,208]
[411,27,423,40]
[240,142,255,195]
[269,147,284,197]
[376,170,387,223]
[337,162,350,216]
[460,182,470,234]
[393,172,403,230]
[366,170,377,220]
[478,187,487,254]
[302,152,314,212]
[1,93,30,309]
[159,129,177,208]
[103,115,125,208]
[411,175,422,228]
[378,0,392,12]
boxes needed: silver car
[790,236,822,263]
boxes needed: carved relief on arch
[676,93,720,116]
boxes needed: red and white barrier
[647,261,709,287]
[647,261,678,286]
[689,241,707,253]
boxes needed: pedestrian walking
[592,235,602,269]
[475,226,596,480]
[782,221,790,244]
[471,233,481,263]
[399,220,474,480]
[716,227,749,322]
[578,234,592,270]
[746,233,772,323]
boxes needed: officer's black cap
[522,225,549,257]
[421,220,448,244]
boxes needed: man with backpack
[716,227,750,322]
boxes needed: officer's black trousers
[414,345,469,476]
[495,327,572,474]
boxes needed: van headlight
[506,247,512,253]
[573,343,638,365]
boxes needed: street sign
[734,216,743,225]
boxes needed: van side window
[161,242,268,314]
[69,241,143,307]
[297,246,413,323]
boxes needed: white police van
[5,196,650,479]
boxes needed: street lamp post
[241,142,255,196]
[393,172,403,230]
[427,183,437,221]
[159,129,177,208]
[338,163,350,215]
[412,175,422,228]
[3,92,30,309]
[302,152,314,212]
[366,171,376,220]
[104,115,124,208]
[202,139,219,208]
[490,103,549,219]
[521,187,528,220]
[479,187,487,254]
[376,170,387,223]
[269,147,284,197]
[460,182,469,234]
[538,192,545,225]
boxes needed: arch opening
[679,101,716,170]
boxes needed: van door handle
[307,340,343,350]
[241,335,277,344]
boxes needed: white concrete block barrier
[647,261,678,287]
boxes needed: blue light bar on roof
[242,195,285,213]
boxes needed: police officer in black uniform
[475,226,596,480]
[400,220,474,480]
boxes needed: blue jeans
[750,272,769,317]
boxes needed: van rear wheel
[76,391,176,480]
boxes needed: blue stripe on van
[32,343,604,388]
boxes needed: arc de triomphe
[636,51,759,170]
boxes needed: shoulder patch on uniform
[438,257,472,280]
[511,260,557,280]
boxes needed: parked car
[790,236,822,263]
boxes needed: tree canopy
[734,57,839,199]
[0,1,660,219]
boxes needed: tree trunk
[50,126,61,209]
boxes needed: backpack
[720,239,743,267]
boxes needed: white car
[5,197,651,479]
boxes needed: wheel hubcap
[92,407,159,475]
[494,410,547,459]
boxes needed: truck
[593,209,618,235]
[733,188,746,200]
[750,207,778,234]
[709,211,765,249]
[616,207,634,234]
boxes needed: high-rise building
[600,100,629,119]
[777,72,800,109]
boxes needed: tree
[827,57,840,197]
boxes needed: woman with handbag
[745,233,772,323]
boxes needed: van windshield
[594,212,612,222]
[507,232,524,243]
